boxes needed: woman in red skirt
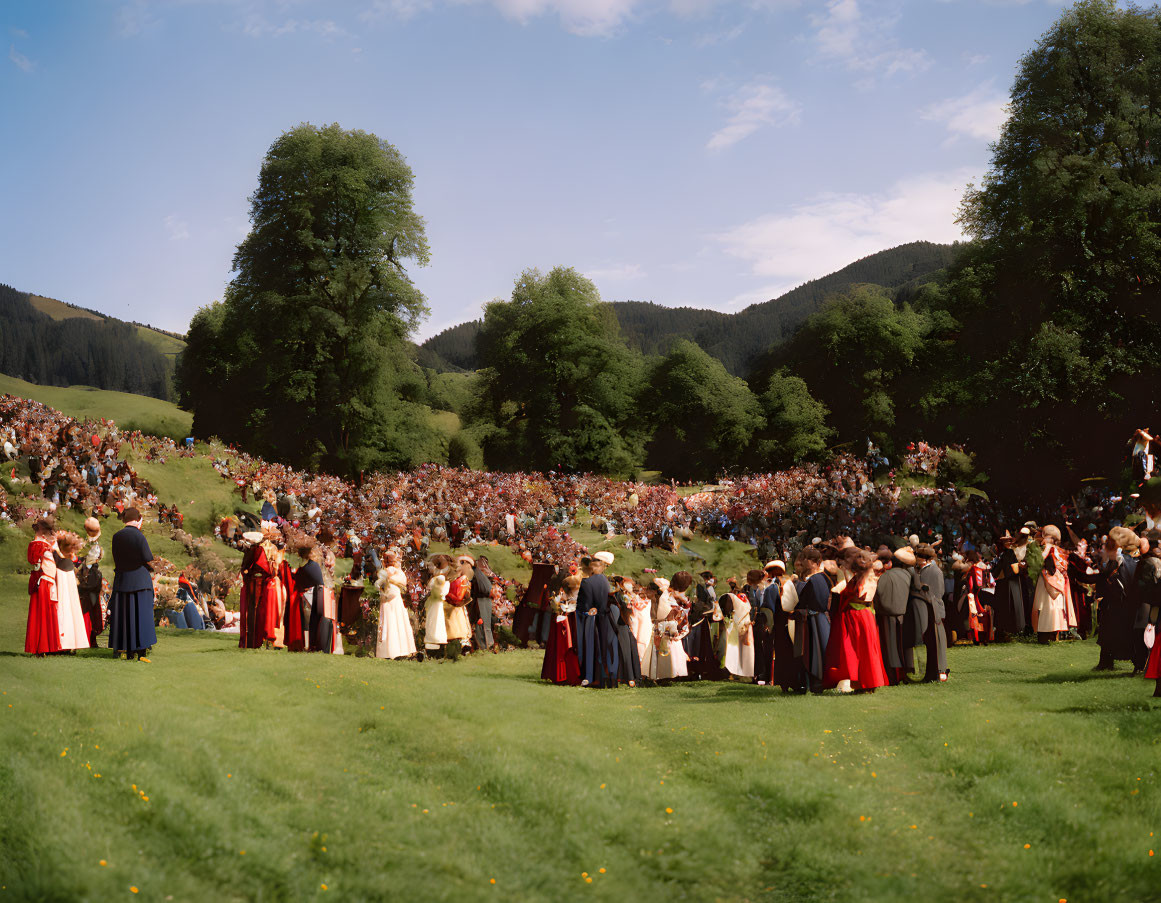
[541,574,581,685]
[824,549,888,693]
[25,516,61,656]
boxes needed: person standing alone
[107,507,157,662]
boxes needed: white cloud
[361,0,434,21]
[586,263,645,282]
[364,0,766,37]
[241,16,349,38]
[694,23,743,46]
[810,0,930,81]
[964,52,989,67]
[922,81,1008,144]
[707,81,800,151]
[116,1,160,37]
[165,214,191,241]
[716,168,973,300]
[10,28,29,39]
[8,44,34,72]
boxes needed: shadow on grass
[1027,669,1143,684]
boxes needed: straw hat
[594,551,615,565]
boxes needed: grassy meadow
[2,551,1160,902]
[0,375,193,441]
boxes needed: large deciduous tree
[944,0,1161,494]
[639,340,761,480]
[177,123,439,474]
[776,285,932,447]
[473,267,644,476]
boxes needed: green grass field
[0,375,193,440]
[2,585,1160,903]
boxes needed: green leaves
[177,123,438,475]
[474,267,644,476]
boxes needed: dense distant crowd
[6,392,1161,696]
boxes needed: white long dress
[424,578,449,650]
[627,592,653,675]
[723,593,754,678]
[53,556,90,651]
[650,591,689,680]
[375,566,417,659]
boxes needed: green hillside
[26,291,186,355]
[0,374,192,439]
[420,242,958,376]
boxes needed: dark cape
[1097,556,1137,661]
[295,560,332,654]
[770,582,803,693]
[684,583,723,679]
[576,574,617,687]
[515,562,555,646]
[611,597,642,685]
[990,548,1025,634]
[796,572,832,692]
[752,583,777,686]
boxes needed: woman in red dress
[824,549,888,693]
[25,516,61,656]
[541,574,581,685]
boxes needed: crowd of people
[6,391,1161,695]
[531,521,1161,695]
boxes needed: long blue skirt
[108,588,158,653]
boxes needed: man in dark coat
[794,548,832,693]
[577,552,617,687]
[914,544,949,682]
[107,507,157,661]
[874,547,915,685]
[470,555,495,652]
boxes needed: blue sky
[1,0,1069,340]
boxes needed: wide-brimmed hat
[893,547,917,567]
[594,551,615,565]
[764,559,786,573]
[241,531,263,544]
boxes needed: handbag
[1145,623,1156,650]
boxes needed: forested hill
[421,241,958,375]
[0,284,178,401]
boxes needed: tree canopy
[473,267,644,476]
[177,123,440,474]
[639,340,762,480]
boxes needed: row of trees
[0,284,174,400]
[451,265,830,479]
[175,1,1161,499]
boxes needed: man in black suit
[577,552,617,687]
[107,507,157,661]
